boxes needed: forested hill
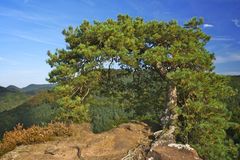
[0,85,57,138]
[0,93,57,138]
[0,86,10,94]
[0,84,53,112]
[0,86,28,112]
[229,75,240,89]
[227,75,240,152]
[0,84,53,94]
[6,85,20,92]
[21,84,54,95]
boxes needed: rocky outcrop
[147,126,202,160]
[0,122,151,160]
[0,122,202,160]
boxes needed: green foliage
[227,76,240,158]
[167,69,238,159]
[89,97,133,133]
[122,70,166,123]
[56,95,90,123]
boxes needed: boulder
[148,143,202,160]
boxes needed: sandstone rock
[0,122,151,160]
[0,122,202,160]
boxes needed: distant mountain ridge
[6,85,20,92]
[0,84,54,113]
[1,84,54,91]
[0,84,54,94]
[0,86,9,93]
[21,84,54,94]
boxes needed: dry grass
[0,122,72,157]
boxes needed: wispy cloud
[0,7,44,21]
[215,54,240,63]
[13,34,60,46]
[212,36,234,41]
[203,24,214,28]
[0,6,63,28]
[232,19,240,27]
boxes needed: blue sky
[0,0,240,87]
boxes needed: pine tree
[47,15,238,159]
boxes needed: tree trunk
[152,82,178,147]
[167,83,178,129]
[161,82,178,130]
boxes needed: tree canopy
[47,15,238,159]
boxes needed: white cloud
[215,54,240,63]
[212,36,234,41]
[232,19,240,27]
[203,24,214,28]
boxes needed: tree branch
[81,88,90,102]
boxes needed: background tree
[226,76,240,158]
[168,69,237,159]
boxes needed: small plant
[0,122,72,157]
